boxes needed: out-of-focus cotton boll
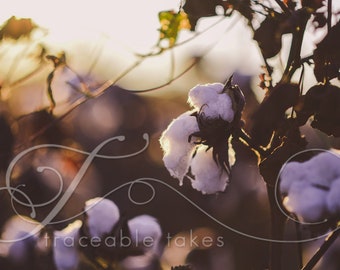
[305,152,340,185]
[283,181,328,223]
[279,161,305,194]
[190,147,230,195]
[188,83,235,122]
[128,215,162,252]
[0,215,39,264]
[53,220,82,270]
[160,111,199,185]
[327,179,340,215]
[121,215,162,270]
[280,150,340,223]
[84,197,120,238]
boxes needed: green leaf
[158,10,191,47]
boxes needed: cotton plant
[0,197,163,270]
[279,150,340,223]
[121,214,163,270]
[160,76,244,194]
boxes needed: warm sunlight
[1,0,179,52]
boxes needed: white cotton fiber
[279,161,305,194]
[160,111,199,185]
[53,220,82,270]
[188,83,235,122]
[190,147,229,194]
[84,197,120,238]
[280,150,340,222]
[284,182,328,223]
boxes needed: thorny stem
[302,227,340,270]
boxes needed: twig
[16,59,143,149]
[301,227,340,270]
[280,10,311,84]
[295,219,304,269]
[325,0,333,83]
[135,16,228,58]
[327,0,333,32]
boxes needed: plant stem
[301,227,340,270]
[280,10,311,84]
[325,0,333,83]
[267,185,287,270]
[327,0,332,32]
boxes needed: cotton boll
[326,179,340,215]
[84,197,120,238]
[306,151,340,185]
[188,83,223,109]
[188,83,235,122]
[206,92,234,122]
[128,215,162,252]
[279,161,306,194]
[283,181,328,223]
[53,220,82,270]
[160,111,199,184]
[190,147,229,194]
[121,215,162,269]
[0,215,39,264]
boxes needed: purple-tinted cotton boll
[84,197,120,238]
[279,161,305,194]
[283,181,328,223]
[121,215,163,270]
[0,216,39,265]
[53,220,82,270]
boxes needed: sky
[1,0,339,103]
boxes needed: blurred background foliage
[0,0,339,269]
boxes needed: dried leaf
[158,10,191,47]
[301,0,325,11]
[0,16,36,40]
[183,0,253,30]
[260,136,307,186]
[312,13,327,29]
[297,84,340,136]
[250,83,300,147]
[226,0,253,21]
[183,0,224,30]
[313,22,340,82]
[253,12,286,59]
